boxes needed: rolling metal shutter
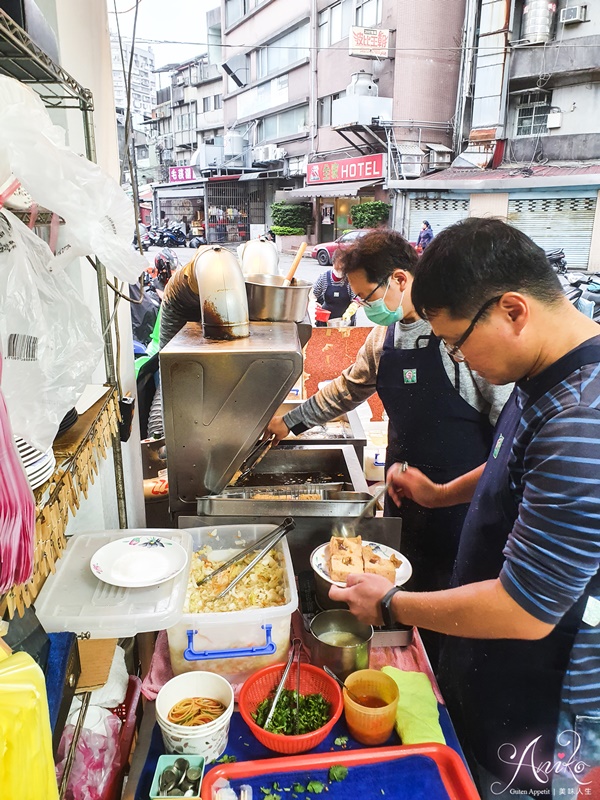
[507,196,596,270]
[408,197,470,242]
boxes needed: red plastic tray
[201,744,480,800]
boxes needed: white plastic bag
[0,210,103,451]
[0,76,146,283]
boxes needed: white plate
[90,535,189,588]
[310,540,412,588]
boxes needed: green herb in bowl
[252,689,330,735]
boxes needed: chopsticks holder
[215,517,296,599]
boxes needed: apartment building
[110,32,155,114]
[210,0,466,243]
[397,0,600,270]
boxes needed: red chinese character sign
[169,166,195,183]
[306,153,385,185]
[349,27,392,59]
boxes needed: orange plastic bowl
[238,663,343,754]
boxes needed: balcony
[510,34,600,86]
[190,62,220,85]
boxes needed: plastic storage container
[167,524,298,684]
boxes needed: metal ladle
[331,480,392,539]
[323,665,363,704]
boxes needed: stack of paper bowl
[155,672,234,761]
[14,437,56,490]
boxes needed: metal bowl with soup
[309,609,373,681]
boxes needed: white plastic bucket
[156,671,234,760]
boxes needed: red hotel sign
[307,153,385,185]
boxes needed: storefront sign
[307,153,385,185]
[169,166,195,183]
[349,27,392,59]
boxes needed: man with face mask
[266,229,512,623]
[312,248,357,326]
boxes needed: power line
[131,36,596,52]
[108,0,146,14]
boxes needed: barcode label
[6,333,38,361]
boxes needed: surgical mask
[363,281,405,326]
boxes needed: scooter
[546,248,567,274]
[132,222,151,251]
[157,225,187,248]
[188,232,207,248]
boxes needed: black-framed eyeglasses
[354,277,389,308]
[443,295,503,362]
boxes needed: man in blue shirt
[331,217,600,797]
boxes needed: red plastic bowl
[238,663,343,754]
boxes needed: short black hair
[341,228,418,283]
[412,217,564,320]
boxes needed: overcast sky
[107,0,220,72]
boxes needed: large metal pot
[245,274,312,323]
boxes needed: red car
[311,229,370,266]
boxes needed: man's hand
[386,462,445,508]
[328,573,394,625]
[265,415,289,444]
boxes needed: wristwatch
[380,586,403,628]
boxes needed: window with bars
[516,91,552,137]
[355,0,382,26]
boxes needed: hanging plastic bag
[0,351,35,592]
[0,210,103,451]
[0,76,146,283]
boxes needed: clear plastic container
[343,668,399,745]
[167,524,298,684]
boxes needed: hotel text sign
[306,153,385,185]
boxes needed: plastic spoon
[323,666,363,704]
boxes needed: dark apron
[376,328,494,594]
[437,342,600,791]
[316,272,353,326]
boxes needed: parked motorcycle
[132,221,151,251]
[157,224,187,248]
[546,248,567,274]
[188,232,207,248]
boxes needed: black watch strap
[380,586,403,629]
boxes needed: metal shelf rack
[0,7,128,529]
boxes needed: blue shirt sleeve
[499,404,600,624]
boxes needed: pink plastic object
[0,352,35,592]
[55,676,142,800]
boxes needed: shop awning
[274,179,383,201]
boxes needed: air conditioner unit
[560,5,586,23]
[262,144,278,161]
[272,147,287,160]
[252,146,268,162]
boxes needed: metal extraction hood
[161,320,303,511]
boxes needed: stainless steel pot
[309,609,372,681]
[245,274,312,323]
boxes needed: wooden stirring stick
[282,242,307,286]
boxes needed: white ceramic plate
[311,540,412,588]
[90,535,189,588]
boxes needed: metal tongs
[264,638,303,733]
[231,434,276,485]
[201,517,296,600]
